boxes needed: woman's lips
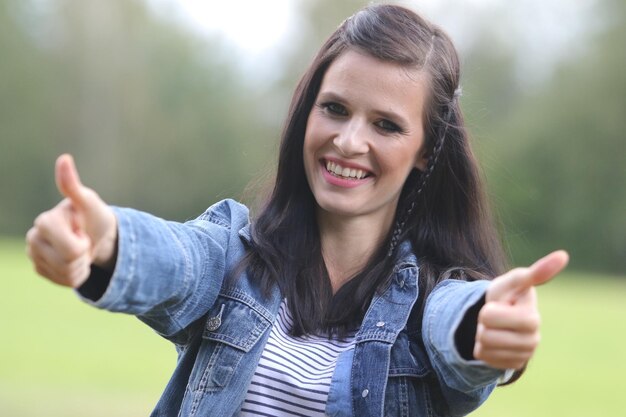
[320,159,373,188]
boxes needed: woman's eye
[375,119,402,133]
[321,102,347,116]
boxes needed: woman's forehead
[319,50,429,116]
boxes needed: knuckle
[478,303,499,323]
[61,243,87,263]
[526,313,541,330]
[26,246,36,261]
[481,329,496,345]
[33,212,48,228]
[531,332,542,347]
[477,308,487,324]
[478,303,493,320]
[34,209,62,233]
[25,231,38,255]
[475,332,484,346]
[25,227,36,243]
[473,343,483,359]
[475,323,485,338]
[476,324,488,338]
[62,248,81,263]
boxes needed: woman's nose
[332,120,369,156]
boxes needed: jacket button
[361,389,369,398]
[376,321,385,327]
[206,303,225,331]
[206,316,221,331]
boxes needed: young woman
[26,4,568,417]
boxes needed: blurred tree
[269,0,369,114]
[1,0,623,274]
[476,0,626,272]
[0,0,275,234]
[0,0,62,230]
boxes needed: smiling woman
[25,4,568,417]
[304,50,429,240]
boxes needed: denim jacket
[78,199,505,417]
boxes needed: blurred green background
[1,0,624,415]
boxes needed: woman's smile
[324,159,371,181]
[318,157,374,188]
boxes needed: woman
[26,4,568,417]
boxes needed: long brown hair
[240,4,508,338]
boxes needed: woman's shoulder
[195,198,251,231]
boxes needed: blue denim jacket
[79,199,505,417]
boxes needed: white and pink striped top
[239,299,356,417]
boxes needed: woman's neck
[317,210,393,293]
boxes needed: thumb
[488,250,569,303]
[527,250,570,287]
[55,154,87,208]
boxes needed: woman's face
[303,49,429,230]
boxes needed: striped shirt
[239,299,356,416]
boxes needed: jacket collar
[238,223,252,245]
[394,240,418,271]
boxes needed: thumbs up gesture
[26,154,118,288]
[474,250,569,370]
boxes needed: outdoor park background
[0,0,624,415]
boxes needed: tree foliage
[0,0,623,273]
[468,0,625,272]
[0,0,275,232]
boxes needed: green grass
[471,271,626,417]
[0,239,174,416]
[1,238,624,416]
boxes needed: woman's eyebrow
[373,109,410,127]
[316,91,346,102]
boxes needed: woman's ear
[414,149,428,171]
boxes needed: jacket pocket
[385,332,435,417]
[190,295,271,392]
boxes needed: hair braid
[387,97,457,257]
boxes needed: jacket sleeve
[75,199,249,340]
[422,279,506,415]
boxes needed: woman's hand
[474,250,569,370]
[26,154,118,288]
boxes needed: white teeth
[325,160,368,180]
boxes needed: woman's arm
[421,251,568,414]
[25,155,240,340]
